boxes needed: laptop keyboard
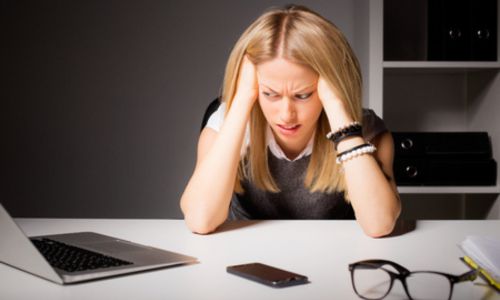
[31,238,133,273]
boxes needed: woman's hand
[234,55,259,105]
[317,76,342,105]
[317,76,353,129]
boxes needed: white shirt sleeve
[205,101,226,132]
[203,101,250,156]
[205,102,226,132]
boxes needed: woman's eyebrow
[260,84,279,93]
[260,84,315,93]
[294,84,315,93]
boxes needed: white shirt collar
[266,126,314,161]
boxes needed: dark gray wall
[3,0,355,218]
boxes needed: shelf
[384,61,500,69]
[397,186,500,194]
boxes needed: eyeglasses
[348,259,477,300]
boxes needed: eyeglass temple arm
[456,269,478,282]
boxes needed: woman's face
[256,57,323,158]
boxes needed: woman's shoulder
[362,108,388,142]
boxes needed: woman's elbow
[363,221,395,238]
[181,207,226,235]
[188,223,218,235]
[183,215,218,234]
[361,211,400,238]
[365,200,402,238]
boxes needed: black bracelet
[333,130,363,150]
[326,122,362,146]
[337,142,372,158]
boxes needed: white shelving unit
[355,0,500,219]
[384,61,500,69]
[398,186,500,194]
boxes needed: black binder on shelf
[384,0,497,61]
[469,0,498,61]
[427,0,469,61]
[392,132,497,186]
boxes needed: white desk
[1,219,499,300]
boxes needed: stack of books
[459,236,500,291]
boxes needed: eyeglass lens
[352,268,392,299]
[406,272,451,300]
[353,267,453,300]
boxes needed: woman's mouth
[277,124,301,136]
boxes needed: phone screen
[226,262,309,287]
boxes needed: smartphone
[226,262,309,288]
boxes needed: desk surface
[1,219,499,300]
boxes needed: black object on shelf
[392,132,497,186]
[384,0,497,61]
[469,0,498,60]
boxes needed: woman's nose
[279,98,297,123]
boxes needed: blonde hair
[221,5,362,198]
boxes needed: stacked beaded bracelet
[336,143,377,164]
[326,121,363,150]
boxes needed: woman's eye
[295,92,313,100]
[263,91,278,98]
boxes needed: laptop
[0,203,197,284]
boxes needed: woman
[180,5,401,237]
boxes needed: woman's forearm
[182,56,258,234]
[180,96,254,234]
[339,137,401,237]
[322,100,400,237]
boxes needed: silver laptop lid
[0,203,63,284]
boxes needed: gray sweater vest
[228,109,387,220]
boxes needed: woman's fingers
[317,77,340,104]
[235,55,259,102]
